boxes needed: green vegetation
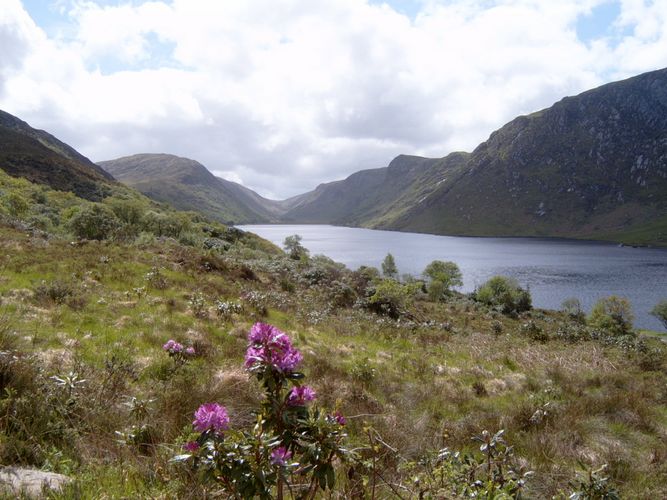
[99,153,287,224]
[475,276,532,316]
[283,234,309,261]
[0,168,666,498]
[588,296,634,337]
[651,300,667,329]
[381,252,398,278]
[423,260,463,301]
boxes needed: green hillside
[99,153,292,225]
[281,68,667,246]
[0,110,115,201]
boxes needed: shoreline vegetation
[1,167,666,498]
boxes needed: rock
[0,467,71,498]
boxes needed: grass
[0,173,666,497]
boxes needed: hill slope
[0,109,115,200]
[99,154,289,224]
[282,68,667,245]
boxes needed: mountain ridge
[99,153,296,224]
[0,109,115,200]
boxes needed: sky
[1,0,667,199]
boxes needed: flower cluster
[244,322,303,372]
[270,446,292,466]
[193,402,229,434]
[162,339,195,357]
[287,385,317,406]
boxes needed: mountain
[283,68,667,246]
[281,153,469,225]
[0,110,115,200]
[99,154,293,224]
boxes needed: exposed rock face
[0,467,71,498]
[279,68,667,245]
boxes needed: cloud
[1,0,666,198]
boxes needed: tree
[68,203,119,240]
[475,275,531,315]
[588,296,634,336]
[423,260,463,300]
[283,234,309,260]
[381,253,398,279]
[650,300,667,329]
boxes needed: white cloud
[1,0,666,198]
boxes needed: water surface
[239,224,667,331]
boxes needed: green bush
[283,234,309,260]
[475,276,531,315]
[588,296,634,336]
[381,253,398,278]
[68,203,120,240]
[650,300,667,329]
[365,279,418,318]
[423,260,463,300]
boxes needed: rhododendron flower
[163,339,183,353]
[193,403,229,433]
[185,346,195,356]
[245,323,303,372]
[270,446,292,466]
[183,441,200,452]
[287,385,316,406]
[334,410,346,426]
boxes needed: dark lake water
[239,224,667,331]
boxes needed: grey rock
[0,467,71,498]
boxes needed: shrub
[33,280,75,306]
[68,203,120,240]
[650,300,667,329]
[173,323,351,498]
[475,276,531,315]
[423,260,463,300]
[365,279,417,319]
[588,296,634,336]
[283,234,309,260]
[562,297,585,322]
[381,253,398,279]
[404,429,531,498]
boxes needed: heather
[0,171,666,498]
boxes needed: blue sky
[3,0,667,198]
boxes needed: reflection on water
[239,224,667,331]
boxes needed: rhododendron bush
[173,323,350,498]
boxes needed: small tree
[650,300,667,329]
[588,296,634,336]
[283,234,309,260]
[475,276,531,315]
[561,297,585,322]
[68,203,119,240]
[423,260,463,300]
[381,253,398,279]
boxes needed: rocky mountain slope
[0,110,115,200]
[283,68,667,245]
[99,154,291,224]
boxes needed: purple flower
[193,403,229,433]
[245,323,303,373]
[287,386,316,406]
[249,322,276,344]
[334,410,346,426]
[185,346,195,356]
[270,446,292,466]
[183,441,200,452]
[163,339,183,354]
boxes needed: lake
[238,224,667,331]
